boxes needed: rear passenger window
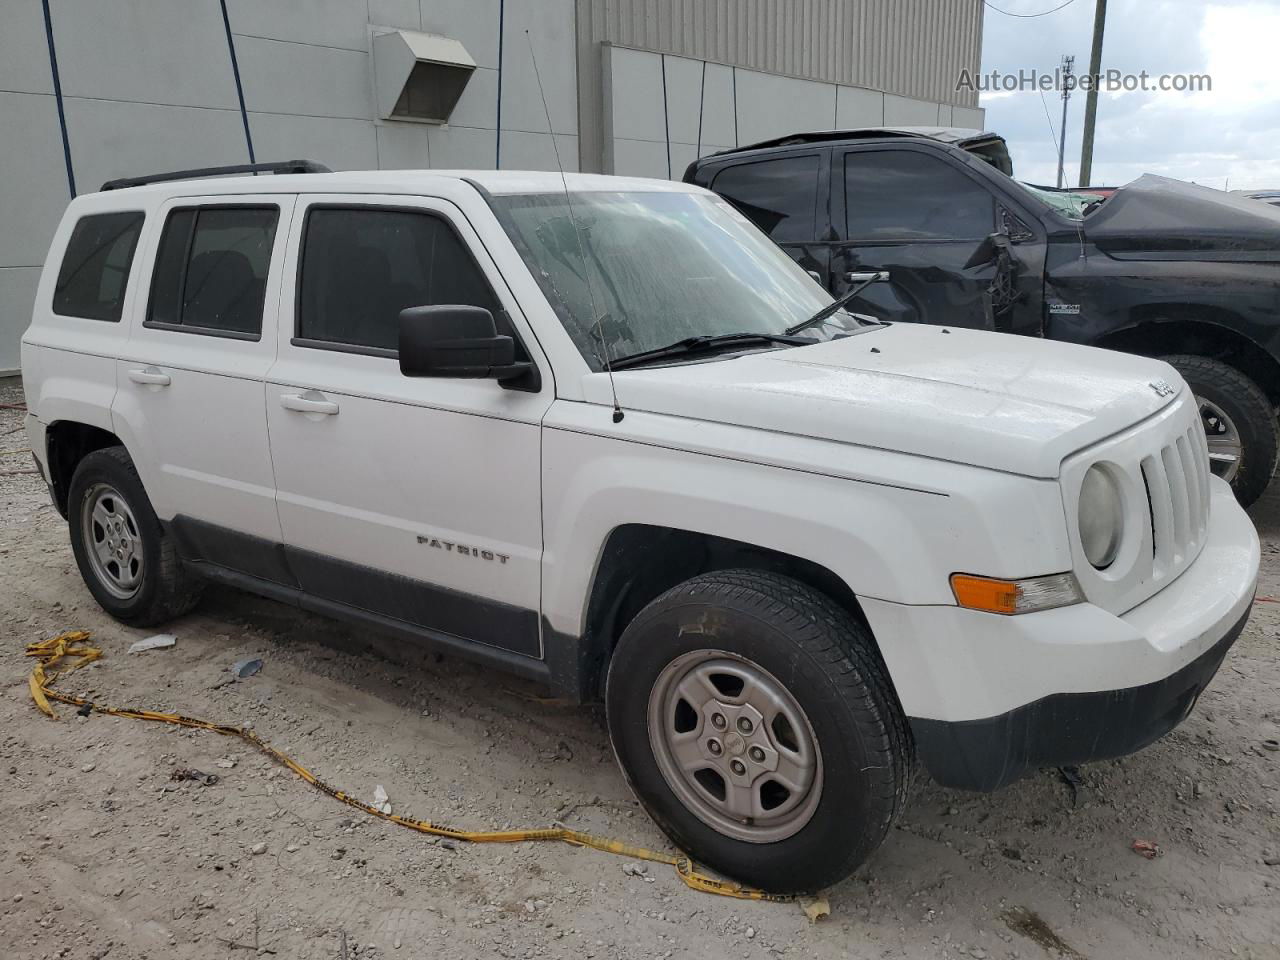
[147,206,279,337]
[296,207,512,354]
[711,156,820,242]
[53,212,145,321]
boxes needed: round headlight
[1078,464,1123,569]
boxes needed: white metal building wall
[0,0,578,375]
[576,0,984,172]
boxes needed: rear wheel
[1162,355,1278,507]
[606,569,912,893]
[67,447,203,626]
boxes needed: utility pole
[1079,0,1107,187]
[1057,55,1074,189]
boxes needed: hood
[1086,174,1280,262]
[599,324,1181,479]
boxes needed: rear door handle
[845,270,890,284]
[280,392,339,416]
[127,367,171,386]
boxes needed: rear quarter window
[52,211,145,321]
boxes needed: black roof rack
[100,159,331,192]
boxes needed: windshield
[1020,183,1092,220]
[494,190,850,371]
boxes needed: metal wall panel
[578,0,983,171]
[582,0,979,103]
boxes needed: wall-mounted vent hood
[372,29,475,124]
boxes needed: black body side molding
[168,515,547,667]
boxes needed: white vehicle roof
[92,168,703,201]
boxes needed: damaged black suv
[686,128,1280,505]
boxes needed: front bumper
[909,603,1249,790]
[861,475,1258,792]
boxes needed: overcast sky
[979,0,1280,189]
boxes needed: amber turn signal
[950,572,1083,615]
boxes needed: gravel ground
[1,375,1278,960]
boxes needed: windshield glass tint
[495,191,835,370]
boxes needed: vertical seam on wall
[731,67,738,147]
[496,0,505,168]
[695,59,705,159]
[219,0,256,163]
[660,54,671,179]
[40,0,76,197]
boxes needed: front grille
[1140,423,1211,574]
[1066,391,1211,616]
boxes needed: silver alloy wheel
[81,483,144,600]
[1197,394,1243,483]
[646,650,823,843]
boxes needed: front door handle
[127,367,171,386]
[845,270,890,284]
[280,392,339,416]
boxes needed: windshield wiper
[785,270,889,336]
[607,332,814,371]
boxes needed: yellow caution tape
[27,630,790,902]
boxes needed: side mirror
[398,305,536,388]
[962,232,1012,270]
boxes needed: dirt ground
[1,375,1278,960]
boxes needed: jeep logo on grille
[1148,379,1175,398]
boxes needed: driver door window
[294,207,521,356]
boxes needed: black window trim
[143,201,283,342]
[832,142,999,244]
[290,202,533,365]
[51,210,147,323]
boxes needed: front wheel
[1162,355,1278,507]
[606,570,912,894]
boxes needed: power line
[1038,86,1061,157]
[983,0,1078,18]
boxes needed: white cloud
[978,0,1280,188]
[1200,3,1280,108]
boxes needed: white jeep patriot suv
[21,160,1259,893]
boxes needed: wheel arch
[1094,311,1280,404]
[569,523,873,702]
[44,420,127,518]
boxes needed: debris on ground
[1057,765,1084,806]
[170,767,219,786]
[801,897,831,923]
[372,783,392,814]
[128,633,176,653]
[1131,838,1162,859]
[230,657,264,679]
[1003,906,1084,960]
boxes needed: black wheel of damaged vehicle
[1163,354,1278,507]
[605,569,912,894]
[67,447,203,626]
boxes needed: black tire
[67,446,203,626]
[606,569,912,894]
[1162,355,1278,507]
